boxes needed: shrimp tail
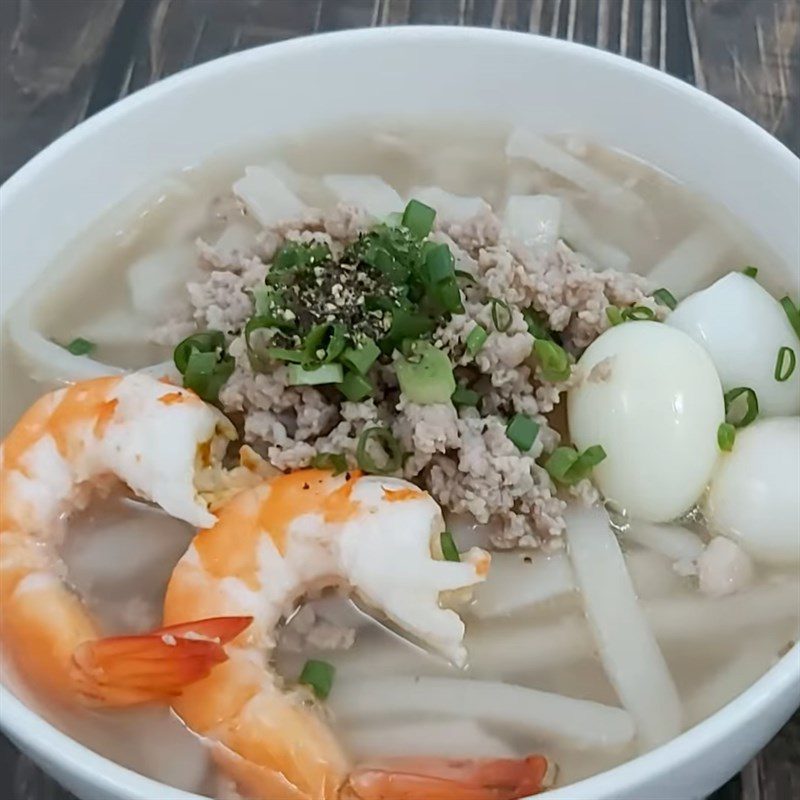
[71,616,252,707]
[343,755,556,800]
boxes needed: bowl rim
[1,24,798,800]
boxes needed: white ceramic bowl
[1,26,798,800]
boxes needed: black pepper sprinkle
[523,556,532,564]
[345,472,352,481]
[302,483,310,490]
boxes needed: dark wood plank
[0,0,126,181]
[687,0,800,154]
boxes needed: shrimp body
[0,374,242,705]
[102,468,551,799]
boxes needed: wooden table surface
[0,1,798,799]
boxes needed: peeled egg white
[666,272,800,416]
[705,417,800,564]
[568,322,723,522]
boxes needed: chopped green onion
[385,307,435,346]
[302,323,346,367]
[544,447,580,481]
[174,330,234,403]
[623,306,656,321]
[774,346,797,382]
[524,310,553,341]
[298,659,335,700]
[533,339,571,382]
[243,317,279,371]
[545,444,607,485]
[779,296,800,340]
[724,386,759,428]
[287,363,343,386]
[506,413,540,452]
[606,304,656,325]
[174,330,227,373]
[440,531,460,562]
[338,371,373,401]
[490,298,512,332]
[742,266,759,279]
[451,386,480,407]
[182,349,234,403]
[311,452,348,475]
[265,347,305,364]
[653,288,678,310]
[466,325,488,355]
[356,427,404,475]
[395,341,456,405]
[341,339,380,375]
[717,422,736,452]
[402,199,436,239]
[65,337,95,356]
[454,269,476,284]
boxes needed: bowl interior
[1,26,798,800]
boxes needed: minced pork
[156,202,663,550]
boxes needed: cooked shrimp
[84,468,554,800]
[0,373,256,706]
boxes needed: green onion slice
[623,306,656,321]
[466,325,488,356]
[311,452,348,475]
[440,531,461,563]
[490,298,512,332]
[774,346,797,382]
[287,363,344,386]
[65,337,95,356]
[182,349,235,404]
[174,330,227,373]
[524,310,553,341]
[506,413,540,452]
[724,386,759,428]
[653,288,677,310]
[402,199,436,239]
[717,422,736,452]
[341,339,380,375]
[356,427,404,475]
[779,296,800,340]
[454,269,476,284]
[605,306,624,326]
[533,339,571,382]
[545,444,607,485]
[742,266,759,279]
[173,330,234,403]
[298,659,335,700]
[302,323,347,368]
[451,386,480,407]
[265,347,305,364]
[338,371,373,402]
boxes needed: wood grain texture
[0,2,798,800]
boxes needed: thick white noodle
[505,128,643,215]
[646,227,730,298]
[330,676,635,751]
[232,165,305,228]
[6,295,124,384]
[328,579,799,682]
[625,521,705,563]
[408,186,489,224]
[127,242,200,322]
[503,195,562,253]
[564,505,682,749]
[560,201,631,272]
[345,719,514,760]
[323,174,403,220]
[472,552,575,619]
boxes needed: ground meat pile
[157,201,662,549]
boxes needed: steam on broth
[1,121,798,800]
